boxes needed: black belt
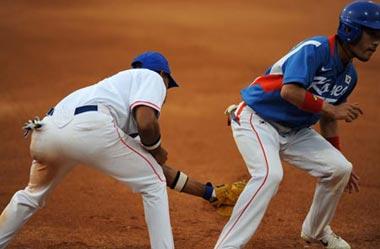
[47,105,98,116]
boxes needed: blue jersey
[241,35,357,129]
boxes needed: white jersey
[0,64,174,249]
[53,69,167,135]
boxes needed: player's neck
[337,38,353,65]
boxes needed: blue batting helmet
[337,1,380,43]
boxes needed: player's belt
[266,120,293,135]
[47,105,98,116]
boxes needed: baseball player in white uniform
[0,51,179,249]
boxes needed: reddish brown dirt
[0,1,379,248]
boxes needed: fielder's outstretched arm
[133,104,245,213]
[161,164,212,199]
[133,105,215,200]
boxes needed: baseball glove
[211,180,247,217]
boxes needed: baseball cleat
[301,231,351,249]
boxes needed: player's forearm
[320,115,341,149]
[281,83,333,115]
[321,102,338,119]
[161,164,205,197]
[320,115,339,138]
[280,83,306,106]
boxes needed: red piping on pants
[234,102,247,124]
[216,113,270,248]
[113,121,165,183]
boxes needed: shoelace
[22,116,43,138]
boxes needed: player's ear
[159,71,170,88]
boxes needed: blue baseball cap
[131,51,179,88]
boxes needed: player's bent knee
[13,189,43,209]
[267,170,283,188]
[140,182,168,205]
[140,180,167,196]
[332,160,352,180]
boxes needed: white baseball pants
[0,106,174,249]
[214,105,352,249]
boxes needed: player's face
[350,28,380,62]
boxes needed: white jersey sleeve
[129,70,167,114]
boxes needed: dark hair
[131,61,143,68]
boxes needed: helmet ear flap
[337,21,362,44]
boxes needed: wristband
[300,91,323,113]
[170,171,188,192]
[141,136,161,151]
[203,182,214,201]
[170,171,181,189]
[326,136,340,150]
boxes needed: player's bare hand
[150,146,168,165]
[345,170,360,194]
[329,103,363,122]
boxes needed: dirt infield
[1,1,379,248]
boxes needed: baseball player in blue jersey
[215,1,380,249]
